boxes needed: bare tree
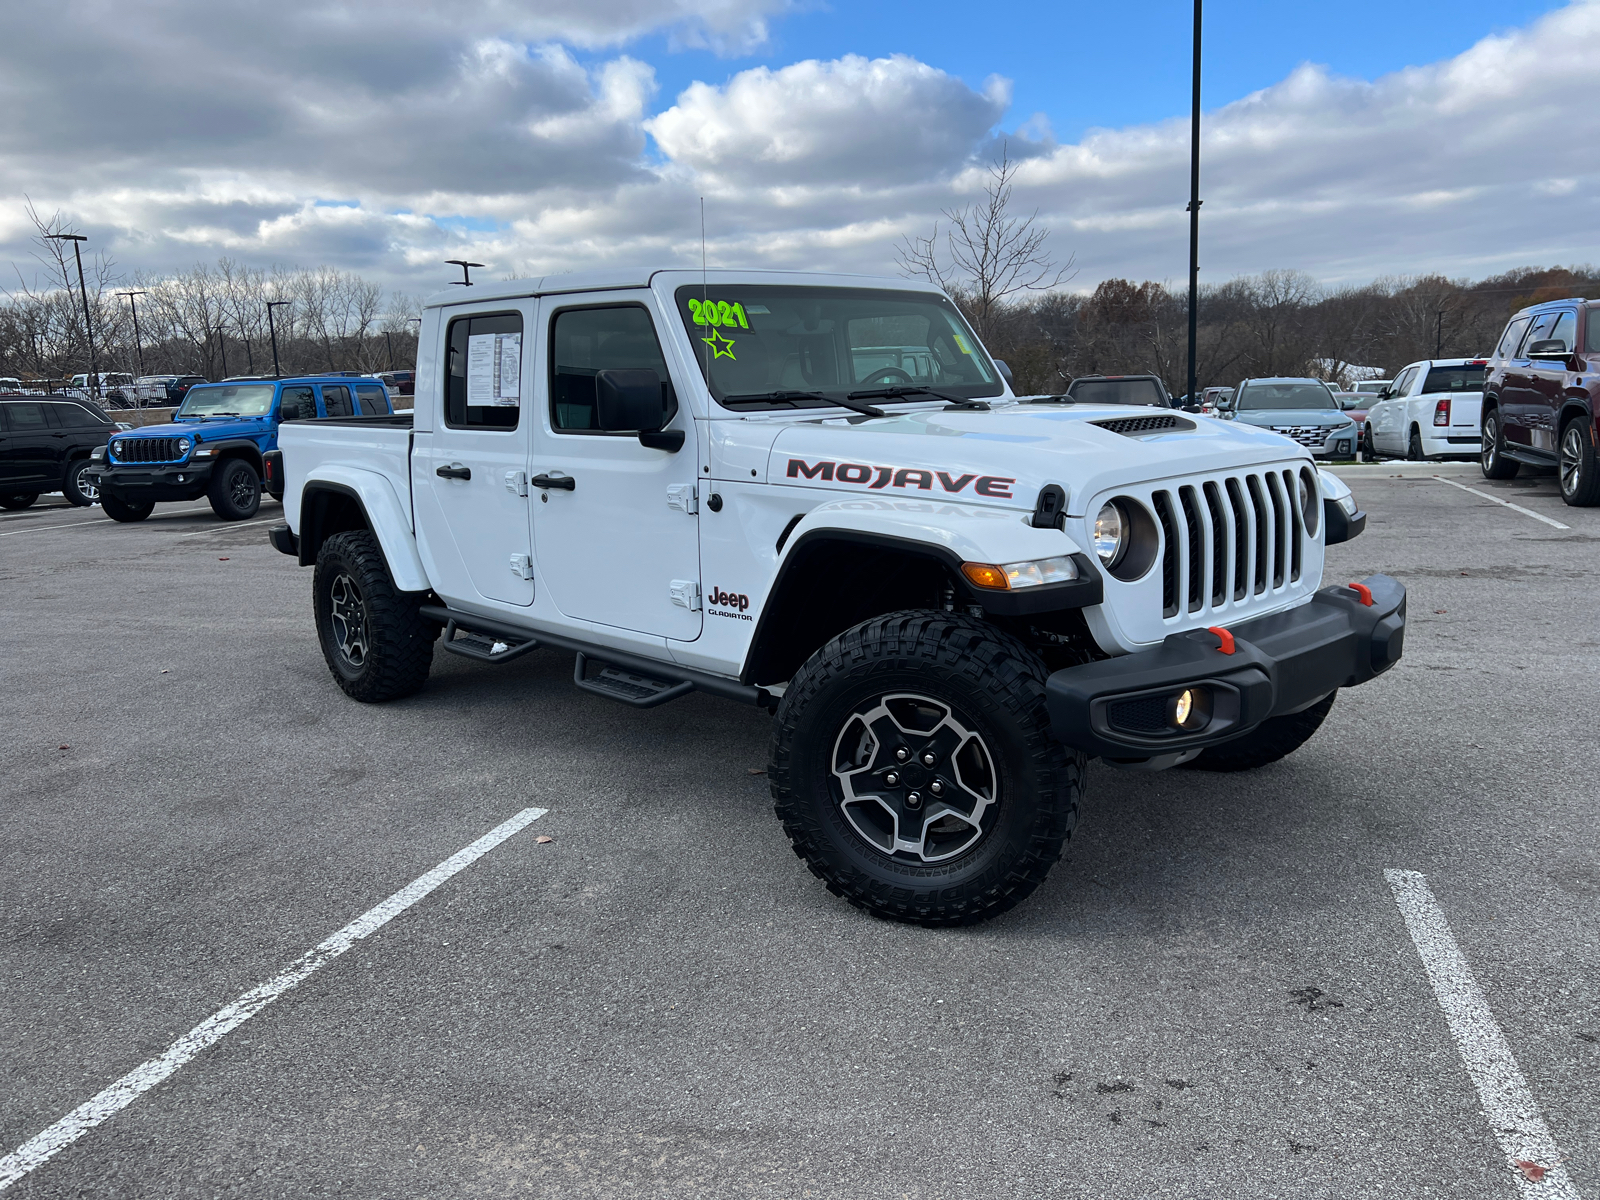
[898,145,1074,342]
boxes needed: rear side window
[320,385,353,418]
[1420,365,1486,394]
[279,386,317,421]
[1495,317,1531,359]
[445,312,522,430]
[550,305,676,432]
[49,401,99,427]
[354,384,388,415]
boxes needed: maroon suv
[1480,297,1600,504]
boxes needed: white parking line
[1385,870,1581,1199]
[0,519,104,538]
[0,806,549,1192]
[176,517,280,538]
[1431,476,1571,530]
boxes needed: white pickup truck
[269,268,1406,925]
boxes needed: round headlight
[177,437,191,453]
[1094,502,1126,567]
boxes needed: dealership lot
[1,466,1596,1198]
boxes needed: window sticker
[702,328,737,360]
[467,332,522,406]
[687,298,750,329]
[952,333,974,356]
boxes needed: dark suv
[0,395,114,509]
[1480,297,1600,504]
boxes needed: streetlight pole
[216,327,230,378]
[1434,309,1444,358]
[1184,0,1203,409]
[385,330,396,371]
[116,290,148,376]
[266,300,291,379]
[47,233,100,398]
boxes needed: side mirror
[1526,338,1569,359]
[992,359,1015,386]
[596,368,664,432]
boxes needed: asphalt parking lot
[2,465,1597,1199]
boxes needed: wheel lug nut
[895,748,910,762]
[884,772,899,786]
[906,791,922,808]
[930,780,943,795]
[921,752,936,767]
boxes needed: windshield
[1067,379,1167,406]
[1236,383,1337,411]
[674,285,1000,410]
[176,383,276,417]
[1420,365,1485,394]
[1352,382,1388,394]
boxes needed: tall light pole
[47,233,99,398]
[1184,0,1203,409]
[266,300,291,379]
[116,290,148,376]
[216,327,230,378]
[446,260,483,286]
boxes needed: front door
[1500,310,1555,447]
[1525,308,1575,454]
[531,295,702,640]
[412,303,535,608]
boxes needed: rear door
[530,294,701,640]
[0,402,61,485]
[1372,367,1415,453]
[412,302,536,608]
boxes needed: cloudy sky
[2,0,1597,296]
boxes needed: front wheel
[770,611,1081,927]
[0,493,38,511]
[1558,418,1600,506]
[208,459,261,521]
[63,459,98,506]
[314,530,436,702]
[1178,691,1336,772]
[1481,409,1519,479]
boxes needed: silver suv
[1217,377,1359,459]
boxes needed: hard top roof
[421,267,947,310]
[188,374,382,386]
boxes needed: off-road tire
[314,529,435,702]
[1178,691,1337,772]
[101,494,154,522]
[1557,416,1600,506]
[62,458,96,506]
[0,494,38,511]
[1481,409,1519,479]
[208,458,261,521]
[770,610,1081,927]
[1407,427,1425,461]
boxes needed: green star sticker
[702,328,737,360]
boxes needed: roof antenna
[700,197,710,372]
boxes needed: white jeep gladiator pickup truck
[268,268,1405,926]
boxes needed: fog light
[1168,687,1212,731]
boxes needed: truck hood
[757,401,1314,517]
[126,415,272,441]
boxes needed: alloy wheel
[1560,425,1584,498]
[1483,416,1499,472]
[231,467,257,509]
[75,463,99,503]
[830,692,999,863]
[328,573,369,667]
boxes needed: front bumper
[1047,573,1405,761]
[90,460,213,501]
[1309,431,1358,458]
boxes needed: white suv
[1365,359,1487,461]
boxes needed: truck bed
[278,417,415,538]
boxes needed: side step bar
[418,604,771,710]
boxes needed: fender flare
[299,466,429,592]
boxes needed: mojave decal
[786,458,1015,499]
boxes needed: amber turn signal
[961,562,1010,590]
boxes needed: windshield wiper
[848,385,971,409]
[200,411,241,417]
[725,390,886,419]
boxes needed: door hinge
[509,553,535,580]
[666,483,698,514]
[504,470,528,497]
[669,579,701,611]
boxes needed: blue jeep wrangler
[89,376,393,523]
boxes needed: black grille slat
[1092,414,1180,435]
[1152,490,1180,618]
[1284,470,1303,582]
[1203,482,1228,607]
[1179,485,1204,612]
[1265,472,1287,588]
[1225,478,1249,600]
[1246,475,1269,594]
[117,437,182,464]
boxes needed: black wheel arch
[1559,396,1594,433]
[298,482,374,568]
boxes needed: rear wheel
[314,530,436,702]
[770,611,1080,926]
[62,459,97,506]
[1558,417,1600,506]
[1178,692,1336,772]
[208,459,261,520]
[1407,427,1425,461]
[1480,409,1519,479]
[0,493,38,511]
[101,494,154,522]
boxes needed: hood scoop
[1091,413,1195,437]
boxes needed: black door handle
[530,474,575,491]
[436,464,471,480]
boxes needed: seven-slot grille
[1149,467,1312,620]
[1093,414,1182,435]
[1269,425,1332,448]
[114,437,184,463]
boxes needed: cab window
[320,385,353,418]
[445,312,522,430]
[354,384,388,415]
[550,305,676,432]
[279,386,317,421]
